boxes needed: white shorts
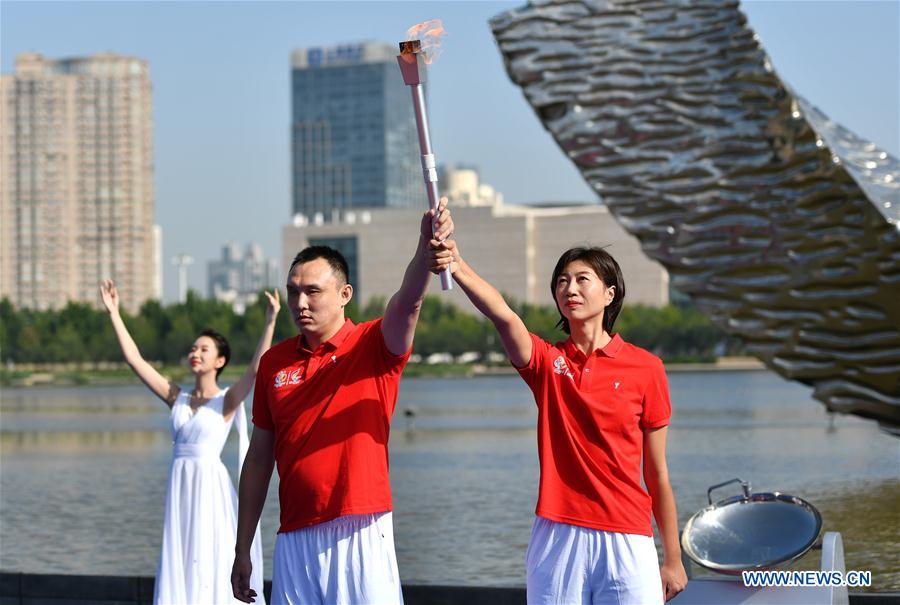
[271,512,403,605]
[526,516,664,605]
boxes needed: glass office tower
[291,42,422,216]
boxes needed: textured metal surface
[491,0,900,429]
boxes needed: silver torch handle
[409,84,452,291]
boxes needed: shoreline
[1,357,766,387]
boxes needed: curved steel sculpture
[491,0,900,431]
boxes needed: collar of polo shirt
[561,333,624,361]
[296,318,355,354]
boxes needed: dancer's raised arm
[223,290,280,416]
[429,237,532,368]
[100,280,180,406]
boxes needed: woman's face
[187,335,225,376]
[554,260,615,327]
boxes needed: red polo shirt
[252,318,410,533]
[517,332,671,536]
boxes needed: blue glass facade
[291,43,422,216]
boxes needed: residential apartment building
[1,52,158,312]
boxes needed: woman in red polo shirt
[429,241,687,604]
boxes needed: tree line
[0,292,742,365]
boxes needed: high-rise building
[208,242,279,314]
[290,42,421,218]
[1,52,157,313]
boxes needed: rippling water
[1,371,898,590]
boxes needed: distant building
[439,165,504,207]
[0,52,158,313]
[283,202,668,312]
[208,243,279,314]
[290,42,421,217]
[153,225,163,301]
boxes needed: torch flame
[405,19,447,64]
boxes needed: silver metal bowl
[681,478,823,574]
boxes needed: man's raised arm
[381,197,453,356]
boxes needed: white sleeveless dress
[154,388,265,605]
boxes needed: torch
[397,34,452,291]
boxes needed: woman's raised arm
[100,280,180,406]
[223,290,280,417]
[429,238,532,368]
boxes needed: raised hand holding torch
[397,22,452,291]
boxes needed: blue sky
[2,1,897,302]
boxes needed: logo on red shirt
[274,368,302,389]
[552,356,574,379]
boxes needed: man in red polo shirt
[231,202,453,605]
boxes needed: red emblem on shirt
[274,368,302,389]
[553,356,574,379]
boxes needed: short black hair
[550,246,626,335]
[288,246,350,286]
[199,328,230,378]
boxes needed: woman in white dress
[100,279,279,605]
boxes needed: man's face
[285,258,352,336]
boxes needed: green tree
[162,314,196,364]
[15,324,42,362]
[0,298,21,362]
[51,324,88,362]
[136,299,170,361]
[128,314,162,363]
[520,301,565,344]
[0,290,739,365]
[360,296,386,322]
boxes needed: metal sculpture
[491,0,900,431]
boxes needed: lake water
[1,371,898,591]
